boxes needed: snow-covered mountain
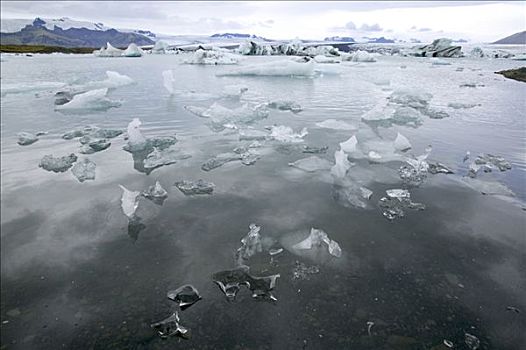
[1,17,112,33]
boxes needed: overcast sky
[1,1,524,42]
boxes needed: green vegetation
[495,67,526,83]
[0,44,96,54]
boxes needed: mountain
[366,37,395,44]
[0,17,154,47]
[324,36,355,42]
[210,33,271,41]
[492,31,526,45]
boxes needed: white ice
[126,118,147,152]
[122,43,143,57]
[349,50,377,62]
[331,149,352,178]
[394,132,412,152]
[315,119,357,131]
[184,49,239,65]
[55,88,121,111]
[218,59,315,77]
[340,135,358,153]
[292,228,342,258]
[269,125,308,143]
[119,185,141,219]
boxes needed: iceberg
[17,132,38,146]
[152,40,168,54]
[142,181,168,205]
[119,185,141,219]
[267,100,302,113]
[292,228,342,258]
[235,223,263,266]
[412,38,462,58]
[331,149,352,178]
[393,132,412,152]
[150,312,188,339]
[71,158,96,182]
[162,70,175,95]
[428,162,454,174]
[55,88,121,111]
[96,42,123,57]
[315,119,357,131]
[39,154,77,173]
[269,125,308,143]
[167,285,202,310]
[174,180,215,195]
[349,50,377,62]
[289,156,332,172]
[122,43,143,57]
[184,48,239,65]
[333,179,373,209]
[313,55,340,64]
[218,59,315,77]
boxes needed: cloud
[345,21,356,30]
[360,23,382,31]
[418,27,432,32]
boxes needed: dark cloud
[360,23,382,31]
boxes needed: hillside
[492,31,526,45]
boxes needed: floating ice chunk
[292,261,320,280]
[292,228,342,258]
[333,179,373,209]
[462,177,515,196]
[289,156,332,172]
[447,102,480,109]
[340,135,358,153]
[399,146,432,186]
[125,118,147,152]
[269,248,284,256]
[96,42,123,57]
[143,146,190,170]
[464,333,480,350]
[241,152,260,166]
[142,181,168,205]
[152,40,168,54]
[201,152,243,171]
[162,70,175,95]
[428,162,454,174]
[151,312,188,339]
[192,102,269,131]
[236,224,263,266]
[119,185,141,219]
[412,38,462,57]
[302,145,328,154]
[389,90,432,109]
[386,189,410,200]
[313,55,340,63]
[39,153,77,173]
[239,129,268,141]
[474,154,512,172]
[391,107,424,127]
[80,138,111,154]
[122,43,143,57]
[269,125,308,143]
[17,132,38,145]
[71,158,96,182]
[223,84,248,98]
[463,151,471,163]
[99,71,134,89]
[368,151,382,160]
[212,266,280,301]
[184,48,239,65]
[62,128,89,139]
[167,285,202,310]
[470,47,485,58]
[91,128,123,139]
[55,88,121,111]
[423,107,449,119]
[379,189,425,220]
[218,59,315,77]
[315,119,357,131]
[460,82,485,88]
[268,100,302,113]
[174,180,214,195]
[331,149,352,178]
[394,132,412,152]
[349,50,377,62]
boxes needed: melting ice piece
[80,138,111,154]
[143,146,190,170]
[448,102,480,109]
[292,228,342,258]
[292,261,320,280]
[423,107,449,119]
[55,88,121,111]
[119,185,141,219]
[90,128,123,139]
[269,248,284,256]
[333,180,373,209]
[162,70,175,95]
[1,81,66,96]
[236,224,263,266]
[463,151,471,163]
[125,118,147,152]
[331,149,351,179]
[367,321,375,336]
[167,285,202,310]
[17,132,38,145]
[195,102,269,131]
[150,312,188,339]
[379,189,425,220]
[184,49,239,65]
[71,158,96,182]
[399,147,432,186]
[39,154,78,173]
[349,50,377,62]
[464,333,480,350]
[62,128,89,140]
[315,119,357,131]
[174,180,215,195]
[388,90,432,110]
[212,266,280,301]
[201,152,243,171]
[269,125,308,143]
[340,135,357,153]
[474,154,512,172]
[218,59,315,77]
[428,162,454,174]
[142,181,168,205]
[289,156,332,172]
[302,145,328,154]
[268,100,302,113]
[394,132,412,152]
[386,189,411,200]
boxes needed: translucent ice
[212,266,280,301]
[191,102,269,131]
[399,146,432,186]
[223,84,248,98]
[292,228,342,258]
[119,185,141,219]
[125,118,147,152]
[174,180,215,195]
[143,146,190,170]
[394,132,412,152]
[315,119,357,131]
[71,158,96,182]
[269,125,308,143]
[430,58,451,65]
[162,70,175,95]
[218,59,315,77]
[152,40,168,54]
[268,100,302,113]
[55,88,121,111]
[17,132,38,146]
[340,135,358,153]
[313,55,339,64]
[96,42,123,57]
[331,149,352,178]
[150,312,188,339]
[333,179,373,209]
[379,189,425,220]
[79,138,111,154]
[39,154,78,173]
[167,285,201,310]
[122,43,143,57]
[389,90,432,110]
[236,224,263,266]
[1,81,66,96]
[142,181,168,205]
[289,156,332,172]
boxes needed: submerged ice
[292,228,342,258]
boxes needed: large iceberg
[218,59,315,77]
[412,38,463,58]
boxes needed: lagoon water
[1,50,525,349]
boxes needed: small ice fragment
[268,100,302,113]
[62,129,88,140]
[17,132,38,145]
[162,70,175,95]
[315,119,357,131]
[367,321,375,336]
[201,152,242,171]
[212,266,280,301]
[241,152,259,166]
[119,185,141,219]
[167,285,202,310]
[39,154,78,173]
[35,131,47,137]
[463,151,471,163]
[386,189,411,201]
[464,333,480,350]
[80,138,111,154]
[302,145,328,154]
[443,339,454,348]
[236,224,263,266]
[143,146,189,170]
[368,151,382,161]
[388,90,432,110]
[379,189,425,220]
[289,156,332,172]
[428,162,454,174]
[90,128,123,139]
[150,312,188,339]
[447,102,480,109]
[331,149,351,178]
[292,228,342,258]
[394,132,411,152]
[174,180,214,195]
[125,118,147,152]
[333,182,372,209]
[506,306,520,313]
[269,125,308,143]
[269,248,284,256]
[142,181,168,205]
[340,135,357,153]
[71,158,96,182]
